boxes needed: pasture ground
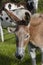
[0,29,41,65]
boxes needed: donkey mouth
[15,54,24,60]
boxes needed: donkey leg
[0,25,4,42]
[28,43,36,65]
[29,48,36,65]
[40,48,43,65]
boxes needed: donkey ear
[25,12,31,21]
[24,11,31,25]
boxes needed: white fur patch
[30,49,36,59]
[17,47,25,55]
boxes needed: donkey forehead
[16,26,29,35]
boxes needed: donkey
[4,3,43,65]
[14,13,43,65]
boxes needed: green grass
[38,0,43,13]
[0,29,42,65]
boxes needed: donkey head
[15,25,30,60]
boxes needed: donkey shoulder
[30,13,43,26]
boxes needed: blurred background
[0,0,43,12]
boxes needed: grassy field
[0,29,42,65]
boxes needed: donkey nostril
[16,54,23,59]
[18,55,22,59]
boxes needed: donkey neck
[30,13,43,26]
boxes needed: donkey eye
[25,35,29,38]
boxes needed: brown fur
[15,13,43,48]
[29,13,43,48]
